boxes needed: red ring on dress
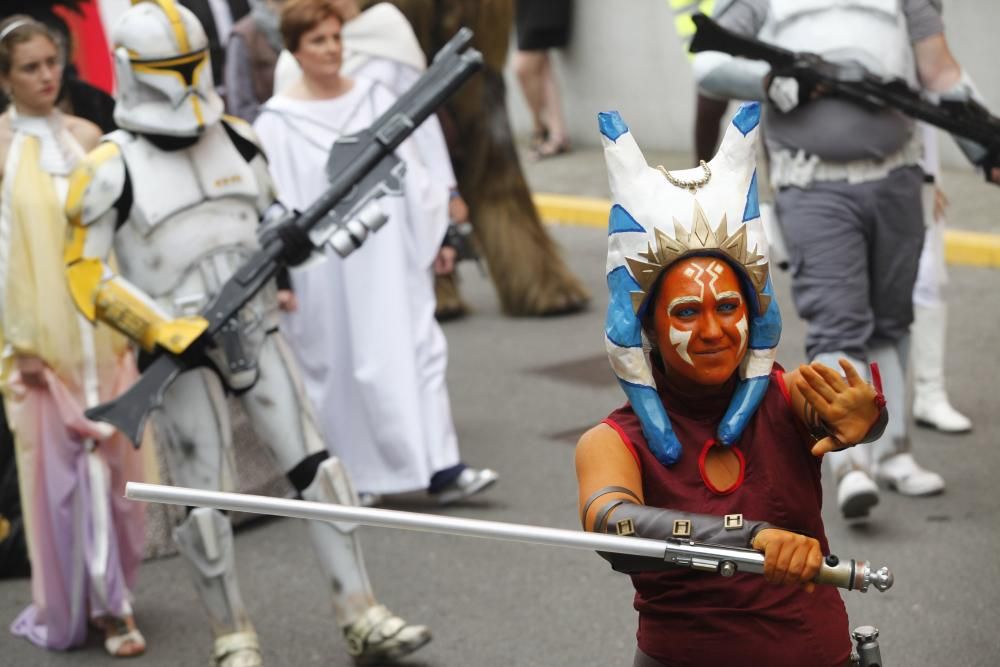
[698,438,746,495]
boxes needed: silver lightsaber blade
[125,482,893,593]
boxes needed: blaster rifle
[689,13,1000,173]
[86,29,484,447]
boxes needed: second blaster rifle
[86,29,484,447]
[688,13,1000,173]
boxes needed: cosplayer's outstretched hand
[791,359,880,456]
[752,528,823,593]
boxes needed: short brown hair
[0,15,60,75]
[280,0,345,53]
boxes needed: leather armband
[593,500,775,575]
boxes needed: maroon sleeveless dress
[604,364,850,667]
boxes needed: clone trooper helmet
[111,0,223,137]
[601,102,781,467]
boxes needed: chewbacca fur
[365,0,590,316]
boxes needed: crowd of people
[0,0,997,666]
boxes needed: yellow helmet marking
[129,51,205,68]
[132,0,191,53]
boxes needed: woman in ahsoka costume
[576,103,888,667]
[0,15,148,658]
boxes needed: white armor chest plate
[112,124,261,234]
[763,0,915,84]
[110,124,269,317]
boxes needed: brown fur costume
[363,0,590,317]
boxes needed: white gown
[253,77,458,494]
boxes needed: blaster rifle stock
[86,29,484,446]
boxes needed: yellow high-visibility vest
[670,0,715,56]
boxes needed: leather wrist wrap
[593,501,774,575]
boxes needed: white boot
[869,342,946,497]
[343,604,432,665]
[303,458,431,662]
[911,304,972,433]
[874,451,945,496]
[837,469,880,519]
[213,631,262,667]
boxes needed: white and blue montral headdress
[602,102,781,467]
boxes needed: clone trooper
[63,1,429,665]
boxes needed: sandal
[530,126,549,152]
[97,616,146,658]
[531,137,571,161]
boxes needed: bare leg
[513,49,548,142]
[540,53,568,149]
[694,93,729,163]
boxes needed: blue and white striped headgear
[602,102,781,467]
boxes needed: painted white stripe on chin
[669,326,694,366]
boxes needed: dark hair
[280,0,345,53]
[0,15,60,76]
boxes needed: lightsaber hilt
[125,483,893,593]
[662,539,893,593]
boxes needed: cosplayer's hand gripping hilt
[657,539,893,593]
[84,29,484,446]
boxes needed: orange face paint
[652,257,749,387]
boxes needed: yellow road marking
[533,193,1000,269]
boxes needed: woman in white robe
[271,0,458,201]
[254,0,496,502]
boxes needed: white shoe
[432,467,499,506]
[837,470,880,519]
[875,453,945,496]
[914,395,972,434]
[214,631,262,667]
[343,604,431,664]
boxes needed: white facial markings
[669,326,694,366]
[705,260,724,299]
[668,295,702,311]
[685,263,705,299]
[735,314,748,353]
[684,259,725,301]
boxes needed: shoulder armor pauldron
[66,136,130,227]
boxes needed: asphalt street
[2,149,998,666]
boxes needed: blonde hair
[280,0,345,53]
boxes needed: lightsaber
[125,482,893,593]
